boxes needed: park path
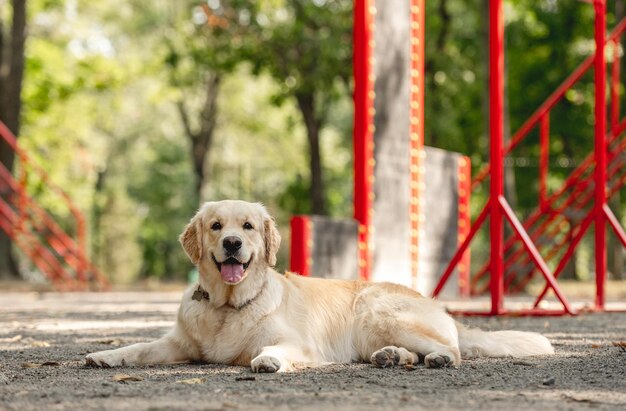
[0,290,625,410]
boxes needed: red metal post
[457,156,471,297]
[409,0,426,290]
[489,0,505,315]
[353,0,375,281]
[594,0,607,310]
[289,216,312,276]
[539,114,550,212]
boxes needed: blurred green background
[0,0,624,285]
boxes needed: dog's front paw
[424,353,452,369]
[85,351,127,368]
[251,355,281,373]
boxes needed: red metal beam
[489,0,505,315]
[593,0,607,310]
[353,0,375,281]
[539,114,550,211]
[432,201,490,298]
[289,216,312,276]
[604,204,626,248]
[499,196,574,314]
[533,212,594,308]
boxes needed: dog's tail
[455,321,554,358]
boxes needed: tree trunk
[177,73,220,203]
[0,0,27,280]
[296,92,326,215]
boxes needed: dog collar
[191,285,210,302]
[192,282,264,309]
[229,278,268,310]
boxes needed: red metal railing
[0,122,108,290]
[433,0,625,315]
[469,125,626,296]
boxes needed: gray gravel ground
[0,291,625,411]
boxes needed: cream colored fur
[86,200,554,372]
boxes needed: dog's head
[179,200,281,285]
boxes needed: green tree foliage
[7,0,624,283]
[195,0,353,215]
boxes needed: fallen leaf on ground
[0,335,22,343]
[561,394,595,403]
[112,373,143,383]
[97,339,123,346]
[590,344,602,349]
[613,341,626,352]
[29,340,50,348]
[176,378,206,384]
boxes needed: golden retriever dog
[86,200,554,372]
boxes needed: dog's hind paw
[371,346,400,368]
[251,355,281,373]
[371,346,420,368]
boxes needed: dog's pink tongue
[220,264,245,283]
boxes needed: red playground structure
[433,0,626,315]
[291,0,626,316]
[0,122,108,290]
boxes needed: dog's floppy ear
[263,216,281,267]
[179,215,203,265]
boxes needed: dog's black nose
[223,236,242,254]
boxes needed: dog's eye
[211,222,222,231]
[243,222,254,230]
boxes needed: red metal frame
[0,122,108,290]
[289,0,626,315]
[471,16,626,191]
[470,123,626,295]
[353,0,376,281]
[433,0,626,315]
[539,114,549,212]
[289,216,312,276]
